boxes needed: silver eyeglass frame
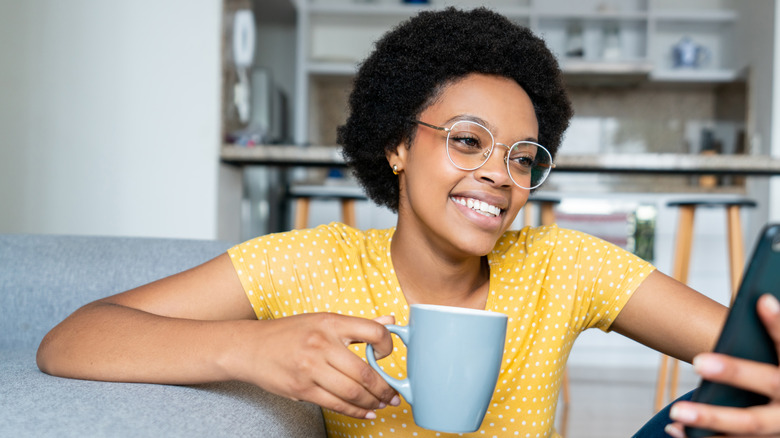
[412,119,555,190]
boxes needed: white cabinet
[648,7,738,81]
[292,0,743,144]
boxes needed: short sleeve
[227,224,378,321]
[227,228,325,320]
[228,238,274,320]
[555,228,656,332]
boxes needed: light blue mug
[365,304,508,433]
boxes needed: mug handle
[365,324,413,405]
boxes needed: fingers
[693,353,780,400]
[307,356,399,419]
[757,294,780,362]
[669,401,780,437]
[323,340,399,409]
[304,385,380,420]
[276,348,398,420]
[663,295,780,437]
[663,422,685,438]
[688,295,780,401]
[249,313,403,419]
[245,313,403,420]
[306,313,399,417]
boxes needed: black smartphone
[685,223,780,438]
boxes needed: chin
[454,230,504,257]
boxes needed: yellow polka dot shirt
[228,223,655,438]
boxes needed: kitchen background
[0,2,779,435]
[1,0,779,371]
[235,0,778,370]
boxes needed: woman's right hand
[232,313,400,420]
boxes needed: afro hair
[337,7,573,212]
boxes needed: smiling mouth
[451,196,503,218]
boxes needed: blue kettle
[673,36,711,68]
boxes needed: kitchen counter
[221,145,780,175]
[224,144,779,234]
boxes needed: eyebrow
[444,114,539,144]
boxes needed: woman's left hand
[665,294,780,437]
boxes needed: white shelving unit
[292,0,743,144]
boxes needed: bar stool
[523,193,562,228]
[654,197,757,412]
[289,183,367,229]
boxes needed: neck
[390,227,490,310]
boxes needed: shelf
[562,59,653,75]
[306,2,532,19]
[649,68,742,83]
[536,10,648,21]
[651,9,737,22]
[306,60,660,79]
[307,61,358,75]
[304,61,744,83]
[307,2,431,17]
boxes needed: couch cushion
[0,234,234,350]
[1,350,327,437]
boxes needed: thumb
[373,315,396,326]
[370,315,396,359]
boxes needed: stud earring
[392,164,399,175]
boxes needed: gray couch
[1,234,327,437]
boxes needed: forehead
[421,74,538,138]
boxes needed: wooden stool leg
[670,360,681,402]
[294,198,311,230]
[655,205,696,411]
[523,203,535,227]
[540,202,556,226]
[671,205,696,285]
[726,205,745,305]
[341,199,357,228]
[654,355,670,412]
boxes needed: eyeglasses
[413,119,555,190]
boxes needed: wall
[734,1,778,236]
[773,2,780,221]
[0,0,239,240]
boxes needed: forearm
[613,270,728,363]
[38,301,400,419]
[37,301,253,385]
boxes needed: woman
[37,8,780,437]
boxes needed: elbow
[36,301,107,377]
[36,321,77,377]
[36,330,60,376]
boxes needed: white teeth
[452,197,501,217]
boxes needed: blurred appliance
[233,9,256,124]
[250,69,289,143]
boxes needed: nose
[474,143,512,187]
